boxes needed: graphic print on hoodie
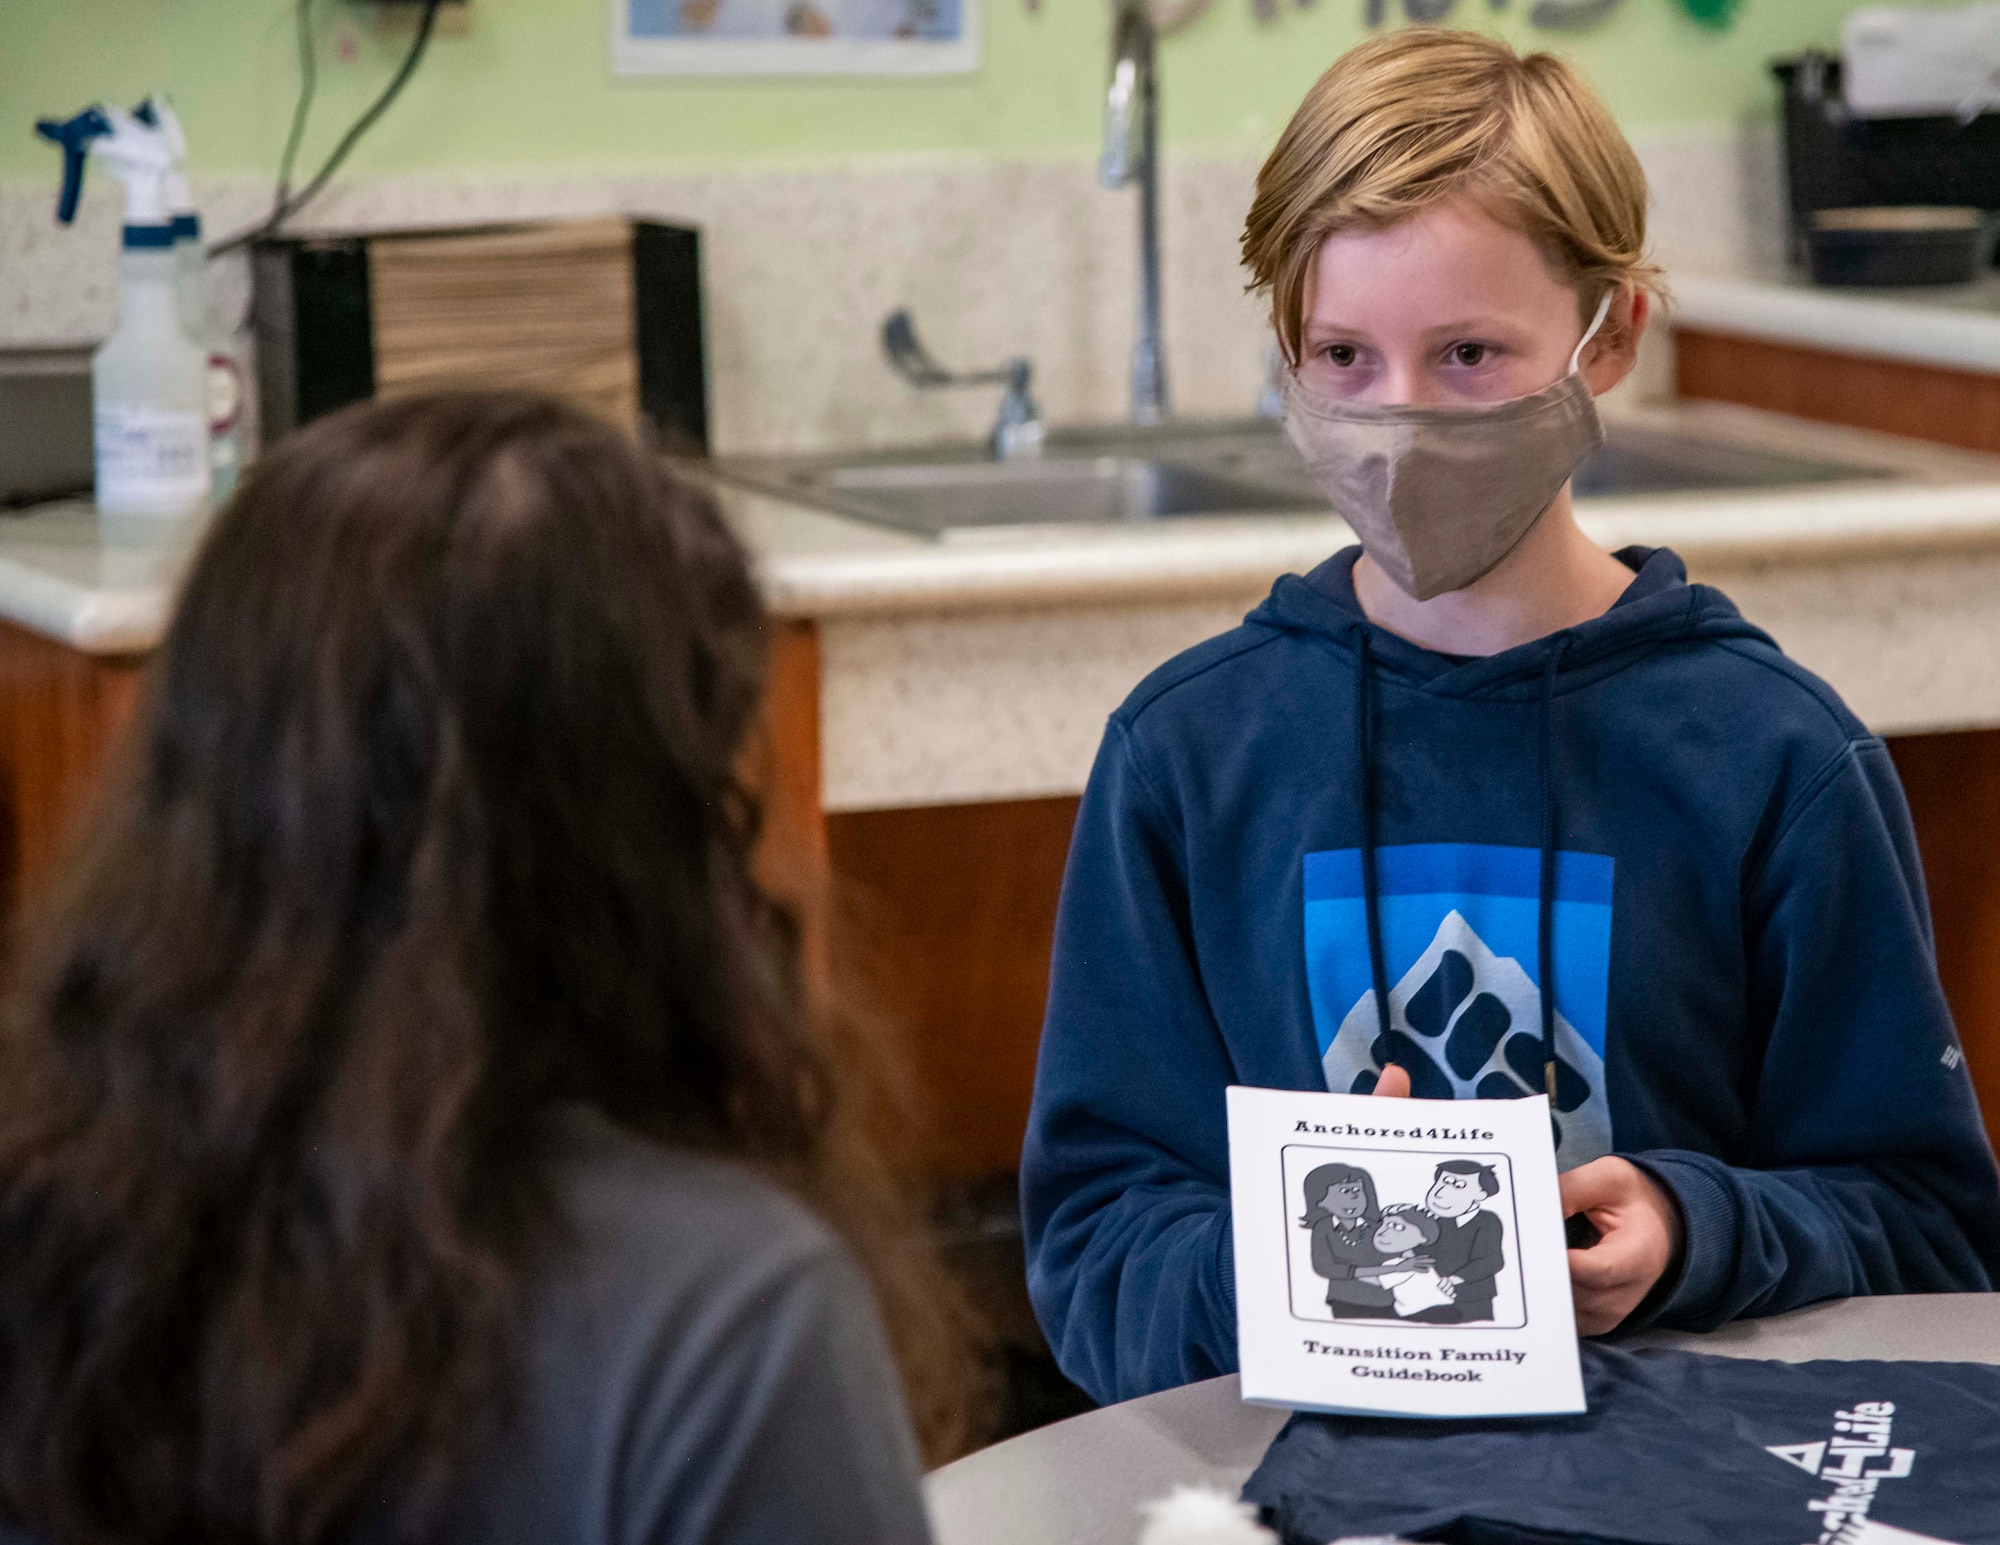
[1305,842,1612,1165]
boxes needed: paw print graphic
[1349,947,1591,1149]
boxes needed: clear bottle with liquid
[94,210,210,520]
[39,102,213,522]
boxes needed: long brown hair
[0,393,965,1545]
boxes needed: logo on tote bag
[1303,843,1613,1167]
[1766,1400,1936,1545]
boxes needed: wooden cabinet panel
[747,620,831,986]
[0,620,144,914]
[1888,731,2000,1153]
[828,797,1078,1179]
[1675,328,2000,455]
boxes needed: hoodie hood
[1245,545,1773,701]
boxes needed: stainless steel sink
[715,418,1897,539]
[810,457,1305,535]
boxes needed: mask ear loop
[1567,289,1616,378]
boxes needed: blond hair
[1242,28,1665,366]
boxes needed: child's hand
[1559,1157,1683,1335]
[1375,1063,1681,1329]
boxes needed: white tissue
[1134,1482,1424,1545]
[1135,1486,1276,1545]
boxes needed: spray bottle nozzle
[132,95,196,240]
[34,106,113,225]
[35,103,176,234]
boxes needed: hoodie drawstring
[1356,627,1393,1050]
[1355,626,1567,1107]
[1538,639,1567,1104]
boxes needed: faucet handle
[882,309,960,387]
[881,309,1043,460]
[882,308,1015,387]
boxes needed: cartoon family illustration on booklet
[1298,1157,1507,1323]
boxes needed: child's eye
[1321,344,1358,368]
[1451,342,1488,367]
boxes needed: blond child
[1022,29,2000,1405]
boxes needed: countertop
[15,397,2000,654]
[0,503,197,655]
[1673,267,2000,375]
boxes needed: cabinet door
[0,621,145,915]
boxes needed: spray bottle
[135,95,242,505]
[36,104,210,522]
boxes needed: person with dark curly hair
[0,393,963,1545]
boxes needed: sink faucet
[880,308,1045,461]
[1102,0,1168,426]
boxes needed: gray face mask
[1282,292,1613,602]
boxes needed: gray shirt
[440,1106,935,1545]
[0,1107,933,1545]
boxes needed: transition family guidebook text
[1227,1084,1587,1419]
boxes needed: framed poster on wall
[612,0,978,75]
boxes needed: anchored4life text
[1291,1120,1496,1141]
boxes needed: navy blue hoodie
[1022,546,2000,1406]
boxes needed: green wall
[0,0,1921,182]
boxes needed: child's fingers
[1569,1241,1649,1335]
[1565,1161,1679,1334]
[1573,1288,1637,1337]
[1371,1063,1412,1098]
[1568,1233,1647,1294]
[1557,1156,1630,1216]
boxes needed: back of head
[0,393,836,1545]
[1242,27,1663,364]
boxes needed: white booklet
[1227,1084,1585,1419]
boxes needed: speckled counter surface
[19,398,2000,811]
[1673,269,2000,375]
